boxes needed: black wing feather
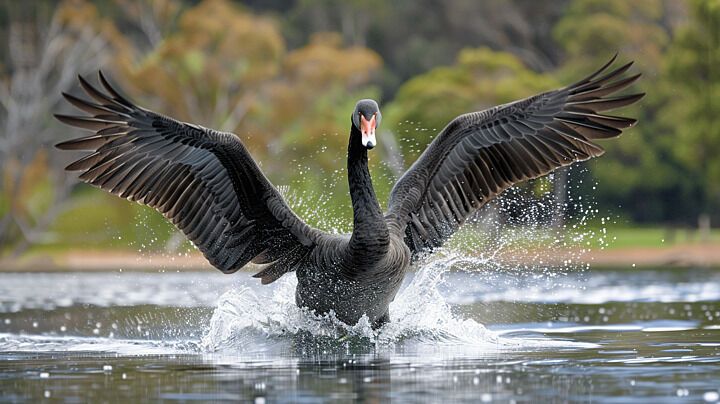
[387,57,643,260]
[56,73,323,281]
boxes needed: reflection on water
[1,260,720,402]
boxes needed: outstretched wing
[386,56,643,260]
[56,72,324,283]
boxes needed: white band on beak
[363,132,376,149]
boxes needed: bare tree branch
[0,2,113,255]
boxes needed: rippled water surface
[1,258,719,402]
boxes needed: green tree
[52,0,384,246]
[662,0,720,220]
[120,0,285,135]
[283,0,568,98]
[553,0,694,223]
[381,48,561,223]
[0,0,122,254]
[385,47,557,163]
[256,32,383,231]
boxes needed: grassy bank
[3,225,720,273]
[603,227,720,249]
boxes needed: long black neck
[347,124,389,263]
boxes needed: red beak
[360,114,377,149]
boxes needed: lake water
[1,257,719,402]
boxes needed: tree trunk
[0,2,111,256]
[699,213,711,243]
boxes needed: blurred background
[0,0,718,264]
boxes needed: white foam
[0,333,190,355]
[200,254,595,353]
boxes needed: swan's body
[56,56,642,328]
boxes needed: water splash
[200,166,610,353]
[104,156,612,354]
[203,253,577,353]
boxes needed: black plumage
[386,56,643,259]
[56,56,642,328]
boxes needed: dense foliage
[0,0,717,254]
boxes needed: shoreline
[581,244,720,268]
[2,243,720,272]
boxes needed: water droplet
[704,391,719,402]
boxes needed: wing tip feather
[55,138,81,150]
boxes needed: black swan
[56,56,642,328]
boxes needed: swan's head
[352,99,381,150]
